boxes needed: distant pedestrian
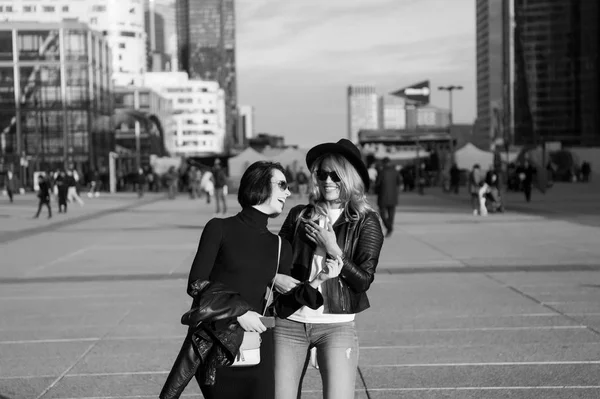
[34,175,52,219]
[450,163,460,194]
[296,166,308,196]
[368,163,378,194]
[375,157,401,237]
[581,161,591,183]
[213,159,228,215]
[136,168,146,198]
[66,170,84,206]
[87,169,101,198]
[516,160,536,202]
[55,171,69,213]
[165,167,178,200]
[468,164,485,215]
[200,168,214,204]
[4,170,17,203]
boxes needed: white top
[288,208,356,324]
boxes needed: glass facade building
[176,0,238,150]
[0,21,114,183]
[513,0,600,146]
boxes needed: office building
[144,0,177,72]
[406,105,450,129]
[378,95,406,130]
[113,86,173,170]
[176,0,237,150]
[513,0,600,146]
[143,72,226,157]
[347,86,378,143]
[475,0,510,150]
[0,21,114,179]
[0,0,147,86]
[238,105,254,141]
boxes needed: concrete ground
[1,188,600,398]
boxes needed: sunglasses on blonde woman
[316,170,341,183]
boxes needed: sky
[236,0,477,148]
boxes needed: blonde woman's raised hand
[305,221,342,258]
[310,255,344,288]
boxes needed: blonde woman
[274,139,384,399]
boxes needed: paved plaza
[2,185,600,398]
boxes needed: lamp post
[438,85,463,164]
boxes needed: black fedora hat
[306,139,370,191]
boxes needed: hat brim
[306,143,370,191]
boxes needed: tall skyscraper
[175,0,237,151]
[513,0,600,146]
[0,0,147,86]
[144,0,177,72]
[347,86,379,143]
[475,0,511,150]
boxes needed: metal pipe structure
[437,85,463,162]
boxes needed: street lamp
[438,85,463,163]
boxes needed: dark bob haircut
[238,161,286,208]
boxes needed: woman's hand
[305,220,343,258]
[310,255,344,288]
[237,311,267,333]
[273,273,300,294]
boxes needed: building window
[62,5,69,12]
[92,5,107,12]
[23,5,36,12]
[118,43,126,49]
[5,5,13,12]
[43,6,55,12]
[90,17,98,25]
[119,31,136,37]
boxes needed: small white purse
[231,237,281,367]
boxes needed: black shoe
[385,229,393,238]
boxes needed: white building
[144,72,226,156]
[378,95,406,130]
[0,0,147,86]
[347,86,378,143]
[238,105,254,140]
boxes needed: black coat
[160,280,252,398]
[375,165,401,207]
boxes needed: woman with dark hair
[274,139,384,399]
[165,161,342,399]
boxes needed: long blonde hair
[301,153,374,222]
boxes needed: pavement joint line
[0,194,167,245]
[24,246,94,277]
[34,309,133,399]
[4,263,600,285]
[361,360,600,367]
[485,274,600,337]
[364,386,600,391]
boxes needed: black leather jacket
[160,280,252,398]
[279,204,384,314]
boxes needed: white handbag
[231,237,281,367]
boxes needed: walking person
[55,171,69,213]
[450,163,460,194]
[516,160,536,202]
[375,157,401,238]
[160,161,337,399]
[165,167,178,200]
[200,167,214,204]
[468,164,485,215]
[213,159,228,215]
[34,174,52,219]
[274,138,385,399]
[296,166,309,197]
[136,168,146,198]
[66,170,84,206]
[3,170,17,203]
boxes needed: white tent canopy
[454,143,495,170]
[270,147,308,170]
[228,147,267,178]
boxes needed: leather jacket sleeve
[279,204,303,244]
[339,212,384,293]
